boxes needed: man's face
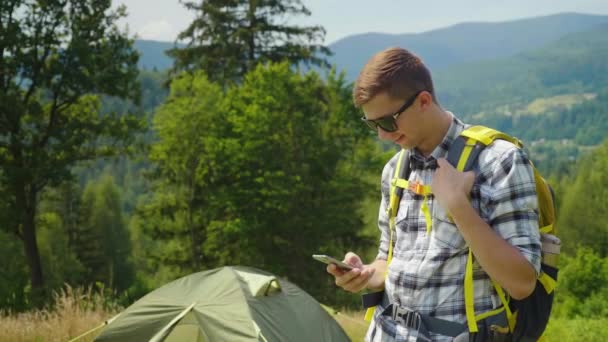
[361,91,424,149]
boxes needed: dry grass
[329,309,369,342]
[0,286,119,342]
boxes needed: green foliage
[551,248,608,321]
[0,0,144,301]
[0,230,29,310]
[558,140,608,256]
[37,212,85,290]
[544,318,608,342]
[560,248,608,301]
[134,64,381,307]
[213,64,380,305]
[168,0,330,86]
[78,174,134,292]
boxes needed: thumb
[344,252,363,268]
[436,158,453,170]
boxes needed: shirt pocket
[394,198,411,232]
[390,201,413,253]
[431,201,466,249]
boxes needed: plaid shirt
[366,114,541,342]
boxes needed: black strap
[394,149,411,199]
[362,291,384,309]
[419,314,467,338]
[446,136,486,172]
[380,304,467,338]
[365,292,467,338]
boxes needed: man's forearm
[366,259,387,291]
[449,197,537,300]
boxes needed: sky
[115,0,608,44]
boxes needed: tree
[37,180,86,291]
[168,0,331,86]
[78,173,133,291]
[0,0,142,303]
[217,64,379,303]
[138,64,383,305]
[135,70,224,280]
[558,139,608,256]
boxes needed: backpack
[363,125,560,341]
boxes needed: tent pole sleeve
[150,302,197,342]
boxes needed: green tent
[94,266,350,341]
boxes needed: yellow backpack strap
[387,149,410,264]
[538,272,557,294]
[460,125,523,148]
[447,125,522,172]
[449,126,522,333]
[365,149,410,322]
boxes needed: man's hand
[432,158,476,213]
[326,252,376,293]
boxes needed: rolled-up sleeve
[480,144,542,274]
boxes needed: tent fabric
[95,266,349,342]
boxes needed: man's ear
[418,91,434,109]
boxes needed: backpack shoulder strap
[447,125,522,333]
[447,125,522,172]
[364,149,411,322]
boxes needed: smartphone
[312,254,354,270]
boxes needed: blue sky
[116,0,608,44]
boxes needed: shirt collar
[411,112,466,163]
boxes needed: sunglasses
[361,91,423,132]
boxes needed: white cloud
[137,19,178,42]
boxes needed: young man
[326,47,541,341]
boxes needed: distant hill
[133,13,608,76]
[430,23,608,161]
[133,40,180,70]
[328,12,608,81]
[435,23,608,116]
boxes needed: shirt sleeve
[479,143,542,274]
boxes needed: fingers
[436,158,451,169]
[334,267,375,293]
[326,252,372,293]
[326,263,344,277]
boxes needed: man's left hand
[431,158,475,213]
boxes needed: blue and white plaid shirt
[366,114,541,342]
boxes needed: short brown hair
[353,47,436,106]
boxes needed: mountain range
[133,12,608,81]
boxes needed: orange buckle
[408,181,424,195]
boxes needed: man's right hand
[326,252,377,293]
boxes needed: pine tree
[78,174,134,291]
[168,0,331,86]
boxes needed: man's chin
[396,137,412,149]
